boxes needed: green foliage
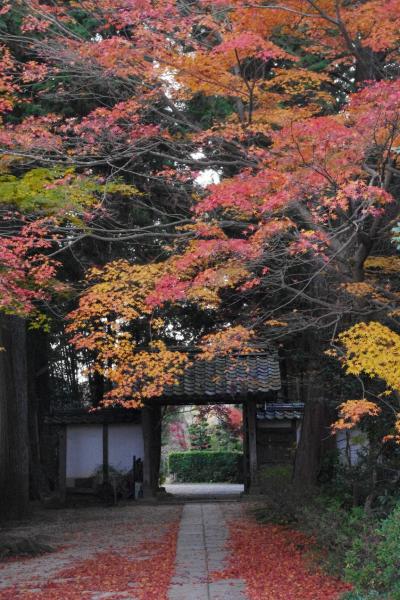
[211,426,242,452]
[0,168,140,213]
[341,593,389,600]
[300,499,370,577]
[168,450,243,483]
[255,464,310,525]
[345,503,400,598]
[188,418,211,450]
[255,465,375,576]
[187,94,235,130]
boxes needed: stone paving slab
[209,579,247,600]
[168,503,248,600]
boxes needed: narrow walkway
[168,503,247,600]
[165,483,244,500]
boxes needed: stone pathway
[168,503,247,600]
[165,483,244,499]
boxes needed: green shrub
[168,450,243,483]
[345,502,400,598]
[300,499,371,577]
[341,592,389,600]
[255,465,374,576]
[255,464,306,525]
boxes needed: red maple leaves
[212,518,352,600]
[0,521,179,600]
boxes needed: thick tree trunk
[0,315,30,519]
[354,46,385,83]
[27,329,51,500]
[293,363,335,489]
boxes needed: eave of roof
[257,402,304,420]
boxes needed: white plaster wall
[336,428,368,466]
[109,424,144,472]
[66,424,103,478]
[296,421,302,445]
[66,423,144,479]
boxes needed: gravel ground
[0,503,181,592]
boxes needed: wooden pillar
[102,423,109,484]
[247,399,260,493]
[151,404,162,492]
[142,405,155,499]
[58,425,67,503]
[242,401,249,493]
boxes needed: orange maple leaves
[67,260,189,407]
[333,399,382,432]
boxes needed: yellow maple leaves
[338,322,400,394]
[333,322,400,441]
[364,256,400,273]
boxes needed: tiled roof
[257,402,304,420]
[164,352,281,398]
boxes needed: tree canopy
[1,0,400,444]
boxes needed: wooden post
[132,455,136,499]
[151,404,162,492]
[242,401,249,493]
[58,425,67,503]
[247,399,260,494]
[102,423,109,484]
[141,405,155,499]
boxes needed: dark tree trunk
[293,363,335,488]
[0,315,30,519]
[27,329,51,500]
[354,46,386,83]
[89,370,105,407]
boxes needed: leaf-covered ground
[0,502,352,600]
[0,504,181,600]
[212,509,352,600]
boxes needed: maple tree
[0,0,400,503]
[331,322,400,443]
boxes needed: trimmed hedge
[168,451,243,483]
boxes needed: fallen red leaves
[212,519,352,600]
[0,521,179,600]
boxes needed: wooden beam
[247,399,259,493]
[102,423,109,484]
[58,425,67,503]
